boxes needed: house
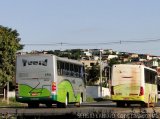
[104,49,113,54]
[130,53,139,58]
[107,55,118,60]
[139,54,152,60]
[80,60,98,68]
[144,60,159,68]
[83,49,92,57]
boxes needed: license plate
[31,92,38,96]
[124,97,129,100]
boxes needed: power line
[22,38,160,46]
[123,39,160,43]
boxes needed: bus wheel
[126,103,130,107]
[116,102,120,107]
[46,103,52,108]
[57,95,68,108]
[117,102,125,107]
[57,102,62,108]
[140,102,146,107]
[28,103,39,108]
[28,103,32,108]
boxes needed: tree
[0,25,23,86]
[70,49,82,60]
[86,63,100,85]
[108,58,120,67]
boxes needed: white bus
[111,64,158,107]
[16,54,86,108]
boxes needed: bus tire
[116,102,120,107]
[116,102,125,107]
[57,95,68,108]
[28,103,39,108]
[57,102,62,108]
[140,102,146,107]
[46,103,52,108]
[126,103,130,107]
[28,103,32,108]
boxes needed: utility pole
[99,49,103,97]
[108,66,111,93]
[7,82,9,104]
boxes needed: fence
[86,86,110,98]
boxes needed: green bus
[16,54,86,108]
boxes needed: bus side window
[70,64,74,77]
[62,62,66,76]
[153,72,157,84]
[150,71,156,84]
[75,65,79,78]
[59,61,63,75]
[145,69,150,83]
[79,66,83,77]
[65,62,70,76]
[57,61,61,75]
[80,66,84,78]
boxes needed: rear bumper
[111,95,144,101]
[16,95,57,103]
[112,100,145,105]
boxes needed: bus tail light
[52,82,56,92]
[15,83,18,92]
[111,86,114,95]
[139,86,144,96]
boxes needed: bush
[86,96,95,102]
[9,97,16,102]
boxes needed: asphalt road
[0,101,160,118]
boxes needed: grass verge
[0,98,25,107]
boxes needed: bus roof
[57,56,83,65]
[16,54,83,66]
[113,64,157,72]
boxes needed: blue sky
[1,0,160,55]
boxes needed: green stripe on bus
[19,84,50,97]
[57,80,77,103]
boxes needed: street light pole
[100,49,103,97]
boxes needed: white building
[107,55,118,60]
